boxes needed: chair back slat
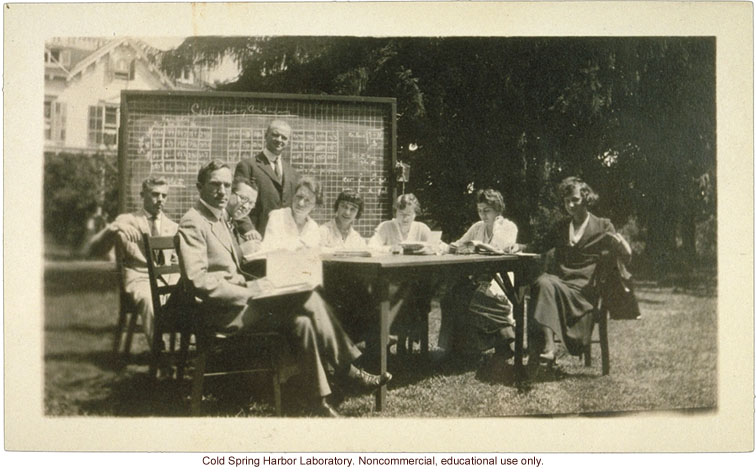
[155,285,175,296]
[154,264,181,276]
[145,236,176,250]
[143,232,185,327]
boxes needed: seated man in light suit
[87,176,178,342]
[177,159,390,417]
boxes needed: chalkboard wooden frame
[118,90,397,236]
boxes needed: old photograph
[4,1,752,454]
[42,34,716,419]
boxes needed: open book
[473,241,508,255]
[249,248,323,299]
[449,240,508,255]
[400,231,444,255]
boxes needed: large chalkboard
[119,91,396,236]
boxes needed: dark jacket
[234,151,299,236]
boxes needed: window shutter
[58,103,67,142]
[129,60,136,80]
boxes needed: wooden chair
[113,240,139,357]
[582,250,613,375]
[173,234,295,416]
[524,249,612,375]
[143,234,193,379]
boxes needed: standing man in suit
[88,176,178,342]
[177,160,390,417]
[234,119,299,236]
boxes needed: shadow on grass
[77,373,189,416]
[45,349,152,372]
[44,264,118,295]
[634,269,717,298]
[633,297,665,305]
[45,324,118,336]
[69,365,284,417]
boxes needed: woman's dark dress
[530,213,617,355]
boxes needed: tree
[160,36,716,268]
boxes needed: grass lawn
[44,262,717,417]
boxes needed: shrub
[43,152,119,248]
[618,215,645,258]
[695,214,717,261]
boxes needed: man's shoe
[345,365,392,392]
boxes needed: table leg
[495,266,527,383]
[375,274,390,411]
[513,285,526,382]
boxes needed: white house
[44,37,214,156]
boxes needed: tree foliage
[161,36,716,268]
[44,152,119,248]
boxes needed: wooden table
[321,253,538,410]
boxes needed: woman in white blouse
[368,193,432,251]
[262,176,322,251]
[319,189,367,249]
[368,193,436,350]
[439,189,518,360]
[318,189,374,340]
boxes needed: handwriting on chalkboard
[124,93,394,239]
[190,102,292,116]
[228,127,265,160]
[164,176,186,188]
[289,128,339,167]
[139,117,212,175]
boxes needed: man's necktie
[223,215,243,265]
[149,215,159,237]
[149,215,165,265]
[273,158,281,179]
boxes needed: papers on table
[330,250,373,257]
[248,248,322,300]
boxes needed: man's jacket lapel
[256,153,282,187]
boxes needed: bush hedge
[43,152,119,248]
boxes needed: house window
[45,48,70,66]
[44,100,52,140]
[88,105,118,147]
[113,58,135,80]
[44,98,66,142]
[177,67,193,83]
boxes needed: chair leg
[177,330,191,381]
[191,336,210,416]
[420,310,429,356]
[148,352,159,378]
[397,334,408,356]
[272,370,282,416]
[123,311,139,355]
[113,309,127,355]
[599,307,610,375]
[149,325,164,379]
[584,338,592,367]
